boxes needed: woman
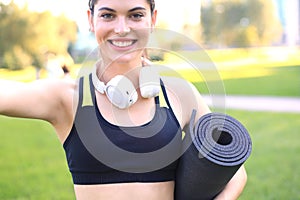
[0,0,247,199]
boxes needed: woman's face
[88,0,157,65]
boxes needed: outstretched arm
[0,79,55,121]
[0,79,76,142]
[0,79,74,123]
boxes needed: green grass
[222,66,300,96]
[193,65,300,97]
[226,110,300,200]
[0,116,75,200]
[0,110,300,199]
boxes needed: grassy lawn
[193,65,300,97]
[157,47,300,97]
[221,65,300,96]
[0,117,75,200]
[227,110,300,200]
[0,110,299,199]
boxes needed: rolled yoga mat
[175,110,252,200]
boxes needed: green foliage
[0,2,77,70]
[201,0,282,47]
[2,46,32,70]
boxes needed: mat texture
[175,110,252,200]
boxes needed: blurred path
[202,95,300,113]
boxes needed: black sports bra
[63,74,183,185]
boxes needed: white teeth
[112,41,134,47]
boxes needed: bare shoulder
[47,78,77,105]
[46,78,78,142]
[160,76,193,93]
[28,78,78,143]
[160,76,210,127]
[160,76,203,105]
[28,78,77,116]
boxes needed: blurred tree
[201,0,282,48]
[0,2,77,70]
[0,3,31,69]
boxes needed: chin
[111,51,143,65]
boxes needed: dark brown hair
[89,0,155,15]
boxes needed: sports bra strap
[78,74,95,108]
[159,79,172,109]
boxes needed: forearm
[214,165,248,200]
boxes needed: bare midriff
[74,181,174,200]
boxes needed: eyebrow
[129,7,147,12]
[98,7,115,12]
[98,7,147,13]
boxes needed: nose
[114,17,130,36]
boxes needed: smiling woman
[87,0,156,68]
[0,0,248,199]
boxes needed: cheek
[133,19,153,40]
[94,24,109,44]
[136,28,151,45]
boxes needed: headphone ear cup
[139,66,160,98]
[105,75,138,109]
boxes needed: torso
[74,181,174,200]
[57,75,184,200]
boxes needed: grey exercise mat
[175,110,252,200]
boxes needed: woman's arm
[0,79,76,142]
[1,79,56,120]
[214,165,248,200]
[0,79,75,124]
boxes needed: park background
[0,0,299,199]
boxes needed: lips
[108,39,137,48]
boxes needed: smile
[109,40,137,48]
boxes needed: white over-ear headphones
[92,66,160,109]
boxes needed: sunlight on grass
[1,47,299,83]
[0,64,82,81]
[218,68,273,80]
[160,46,300,82]
[0,66,47,82]
[205,47,300,69]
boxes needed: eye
[130,13,145,20]
[99,13,115,20]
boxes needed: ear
[151,9,157,31]
[87,9,95,32]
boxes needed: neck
[96,58,142,85]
